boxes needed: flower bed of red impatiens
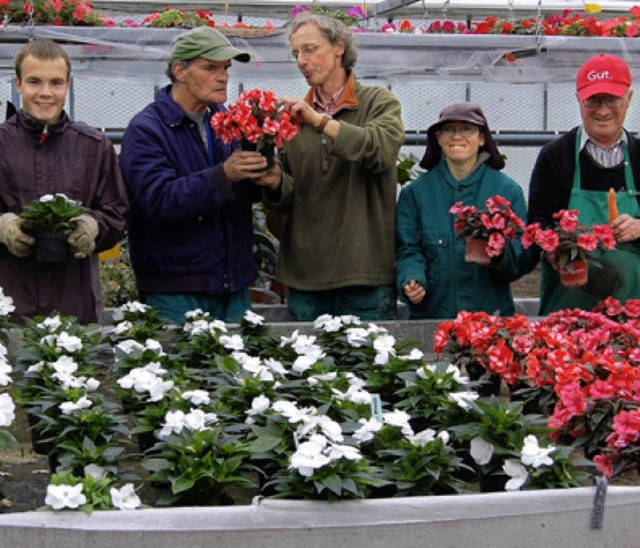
[434,297,640,478]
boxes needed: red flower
[522,209,616,268]
[210,89,299,150]
[449,195,525,257]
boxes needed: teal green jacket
[395,158,535,319]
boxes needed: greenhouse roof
[93,0,640,18]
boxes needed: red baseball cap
[576,54,632,101]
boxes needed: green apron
[540,129,640,314]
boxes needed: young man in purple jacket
[0,39,128,324]
[120,27,276,323]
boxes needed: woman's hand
[403,279,425,305]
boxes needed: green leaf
[172,474,196,494]
[322,473,343,496]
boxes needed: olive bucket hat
[169,26,251,64]
[419,102,505,171]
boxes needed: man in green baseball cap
[169,26,250,64]
[120,26,275,324]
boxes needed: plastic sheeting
[4,25,640,85]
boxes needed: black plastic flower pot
[35,233,68,263]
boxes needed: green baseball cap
[169,26,250,64]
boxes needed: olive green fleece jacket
[265,73,404,291]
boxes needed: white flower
[438,431,451,445]
[53,373,84,389]
[143,339,165,356]
[182,319,210,336]
[292,354,320,374]
[185,308,207,320]
[353,417,383,442]
[182,390,211,406]
[114,321,133,335]
[27,361,45,374]
[264,357,287,376]
[184,409,210,432]
[59,396,92,415]
[339,315,361,326]
[398,348,424,361]
[327,443,362,462]
[272,400,312,424]
[159,410,186,438]
[317,415,344,443]
[331,384,371,405]
[146,378,174,402]
[84,464,107,480]
[37,315,61,332]
[503,459,528,490]
[289,334,318,355]
[235,353,275,381]
[520,435,555,468]
[55,332,82,353]
[345,327,370,347]
[243,310,265,325]
[45,483,86,510]
[289,437,331,477]
[220,334,245,351]
[115,339,145,356]
[51,355,79,377]
[247,395,270,417]
[120,301,149,314]
[373,333,396,365]
[85,377,101,391]
[383,409,413,435]
[313,314,342,333]
[470,436,494,466]
[0,393,15,427]
[117,368,158,392]
[0,361,12,387]
[110,483,141,511]
[407,428,437,447]
[0,291,15,316]
[448,391,480,410]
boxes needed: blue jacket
[396,158,536,319]
[119,86,257,295]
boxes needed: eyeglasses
[437,124,481,138]
[289,44,322,62]
[582,96,627,109]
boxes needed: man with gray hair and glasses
[528,53,640,314]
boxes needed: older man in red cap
[528,53,640,314]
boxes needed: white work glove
[67,214,99,259]
[0,212,35,258]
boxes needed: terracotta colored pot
[464,238,491,265]
[559,259,588,288]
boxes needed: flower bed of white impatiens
[0,289,639,519]
[1,289,640,545]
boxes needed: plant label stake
[369,394,383,421]
[590,476,608,529]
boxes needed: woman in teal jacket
[395,102,536,319]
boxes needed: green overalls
[540,130,640,314]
